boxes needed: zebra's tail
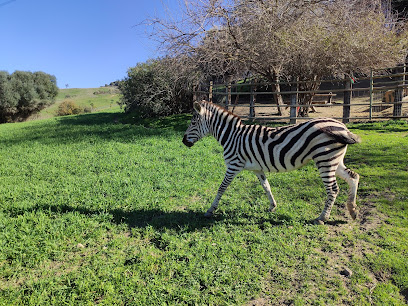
[320,126,362,145]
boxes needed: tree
[148,0,408,116]
[0,71,58,123]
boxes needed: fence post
[369,69,373,120]
[249,84,255,119]
[343,76,351,123]
[393,65,404,118]
[209,81,213,102]
[290,79,298,124]
[225,81,231,110]
[193,83,198,102]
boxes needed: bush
[0,70,58,123]
[57,100,84,116]
[119,57,201,118]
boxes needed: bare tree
[147,0,407,116]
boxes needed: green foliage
[56,100,84,116]
[0,114,407,304]
[0,70,58,123]
[31,88,121,120]
[119,58,196,118]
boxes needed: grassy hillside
[0,112,407,304]
[29,87,122,120]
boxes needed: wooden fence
[194,65,408,124]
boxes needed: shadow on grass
[56,111,191,133]
[1,112,192,146]
[5,201,313,232]
[7,203,219,232]
[109,207,219,231]
[350,120,408,133]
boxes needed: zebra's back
[237,118,359,173]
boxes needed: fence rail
[195,65,408,123]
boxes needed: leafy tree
[0,71,17,111]
[0,70,58,123]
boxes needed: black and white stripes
[183,101,360,224]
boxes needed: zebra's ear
[193,101,202,114]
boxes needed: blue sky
[0,0,180,88]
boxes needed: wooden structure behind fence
[195,65,408,124]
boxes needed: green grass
[0,113,407,305]
[29,88,121,120]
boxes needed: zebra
[182,100,361,224]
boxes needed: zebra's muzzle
[182,135,194,147]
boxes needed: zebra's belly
[243,161,265,172]
[243,157,311,173]
[243,160,285,173]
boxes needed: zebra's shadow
[6,199,347,233]
[6,203,221,232]
[6,202,310,232]
[109,207,221,231]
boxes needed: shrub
[119,57,202,118]
[57,100,84,116]
[93,89,113,95]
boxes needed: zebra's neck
[206,106,243,147]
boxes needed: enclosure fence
[194,65,408,124]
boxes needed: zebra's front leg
[253,171,277,212]
[204,167,241,218]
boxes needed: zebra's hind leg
[253,171,277,212]
[204,167,241,218]
[336,162,359,220]
[315,166,340,225]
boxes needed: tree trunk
[298,76,320,117]
[269,71,287,116]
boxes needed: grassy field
[0,111,407,305]
[29,87,121,120]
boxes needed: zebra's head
[182,101,209,147]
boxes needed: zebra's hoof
[314,219,325,225]
[204,212,213,218]
[268,206,277,213]
[350,210,357,220]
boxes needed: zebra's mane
[201,101,242,123]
